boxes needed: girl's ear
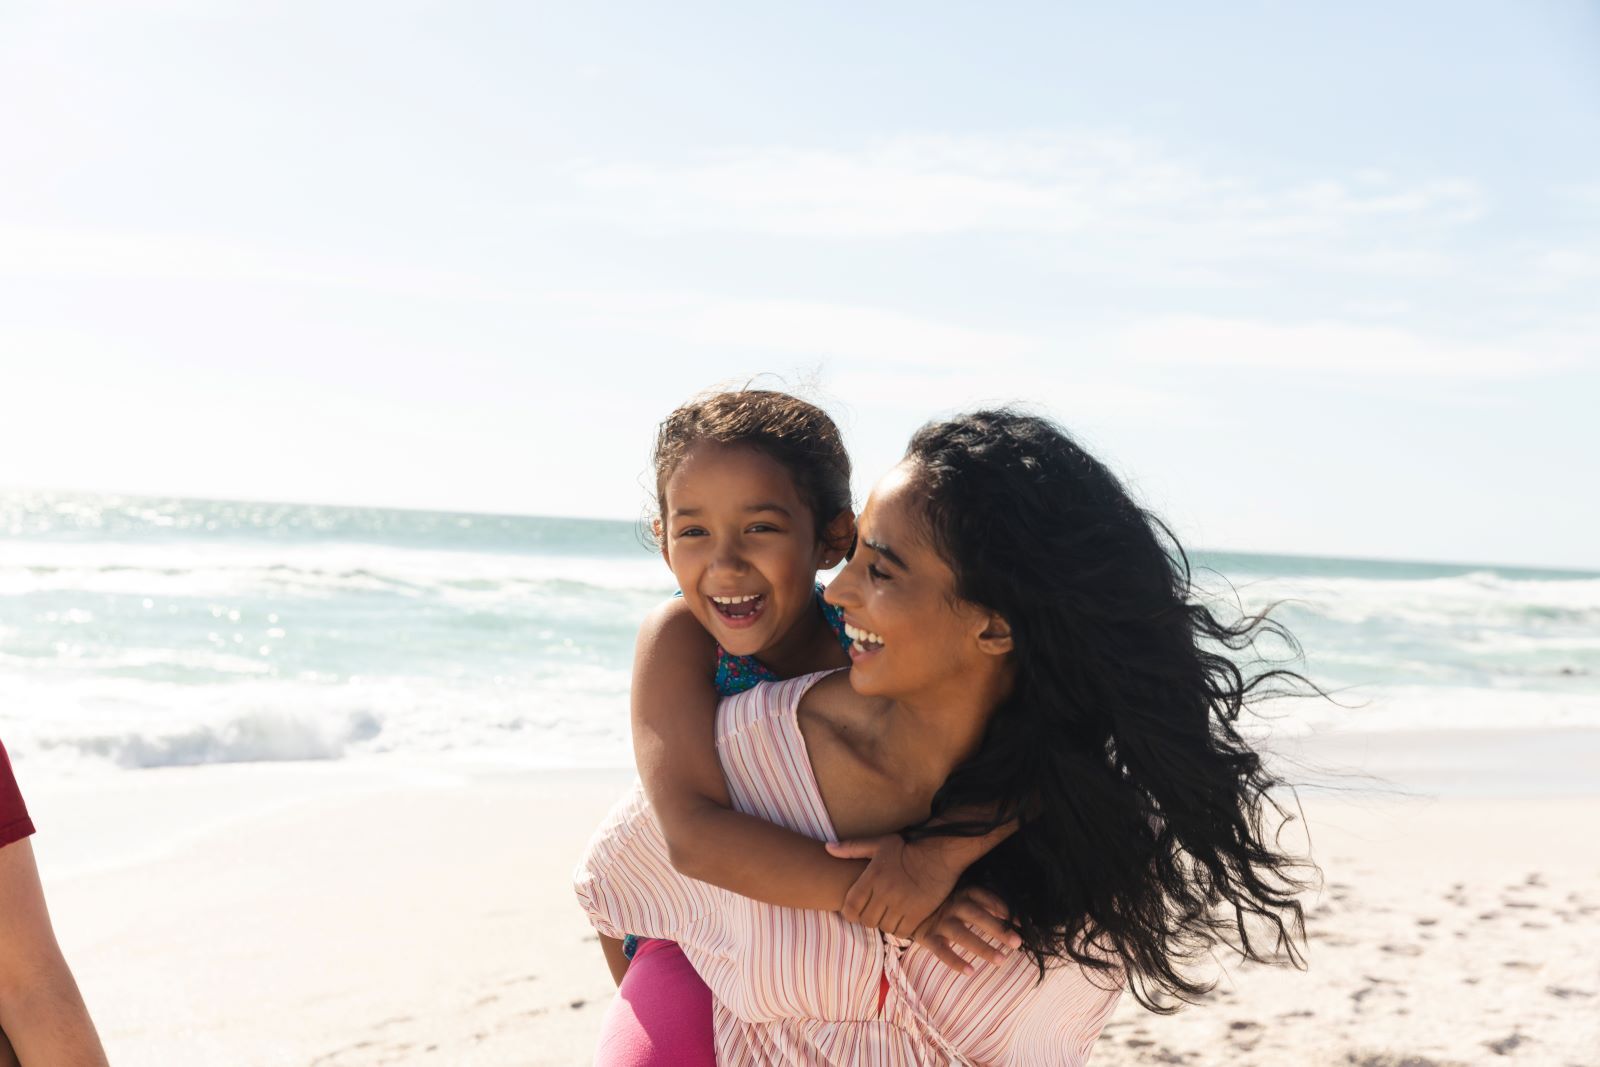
[652,518,669,565]
[819,509,856,568]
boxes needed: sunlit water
[3,491,1596,777]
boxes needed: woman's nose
[823,558,859,608]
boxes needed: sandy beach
[17,730,1598,1067]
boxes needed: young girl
[594,390,1016,1065]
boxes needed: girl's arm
[827,814,1018,939]
[0,838,110,1067]
[631,598,865,909]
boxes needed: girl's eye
[747,524,779,533]
[676,527,707,538]
[867,562,890,582]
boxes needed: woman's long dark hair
[901,409,1319,1012]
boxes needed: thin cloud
[541,289,1040,368]
[1120,315,1585,379]
[566,134,1487,243]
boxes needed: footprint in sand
[1545,986,1596,999]
[1483,1033,1529,1056]
[1350,976,1397,1009]
[1381,943,1423,957]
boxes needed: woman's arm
[631,599,864,909]
[0,838,109,1067]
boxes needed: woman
[576,409,1313,1063]
[0,738,109,1066]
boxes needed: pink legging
[595,938,716,1066]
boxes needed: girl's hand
[912,886,1022,976]
[826,834,961,938]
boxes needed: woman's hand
[911,886,1022,976]
[825,833,961,938]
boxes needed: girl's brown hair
[652,389,852,541]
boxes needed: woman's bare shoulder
[797,674,923,837]
[795,670,871,730]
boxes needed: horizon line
[4,482,1596,578]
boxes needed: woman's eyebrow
[863,538,909,571]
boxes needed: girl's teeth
[710,595,761,604]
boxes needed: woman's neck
[799,664,1013,838]
[873,669,1012,798]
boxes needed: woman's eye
[867,563,890,582]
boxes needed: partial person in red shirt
[0,738,109,1067]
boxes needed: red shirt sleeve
[0,737,36,850]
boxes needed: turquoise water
[2,490,1597,774]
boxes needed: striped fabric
[574,671,1122,1066]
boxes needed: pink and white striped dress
[574,671,1122,1066]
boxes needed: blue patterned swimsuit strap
[713,583,849,696]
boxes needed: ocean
[3,490,1597,778]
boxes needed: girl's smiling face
[659,443,845,658]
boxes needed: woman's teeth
[844,622,884,649]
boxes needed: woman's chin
[845,659,888,695]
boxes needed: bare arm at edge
[0,838,109,1067]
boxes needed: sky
[1,1,1597,569]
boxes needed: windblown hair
[901,409,1318,1012]
[651,389,852,541]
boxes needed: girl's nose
[710,544,747,574]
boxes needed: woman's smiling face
[658,443,834,658]
[824,460,1009,700]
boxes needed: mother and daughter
[575,389,1314,1064]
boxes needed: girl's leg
[593,938,715,1067]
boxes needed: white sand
[21,744,1600,1066]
